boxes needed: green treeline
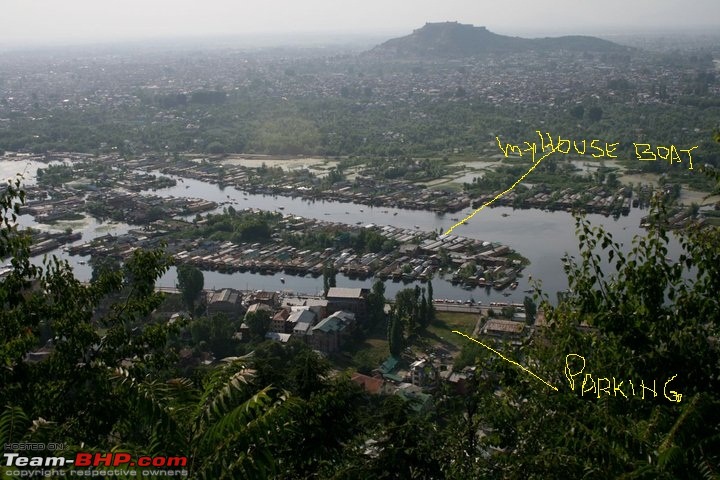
[2,92,717,168]
[179,209,279,244]
[286,227,399,255]
[3,91,716,193]
[177,210,400,254]
[387,283,435,356]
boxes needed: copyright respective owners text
[3,445,188,478]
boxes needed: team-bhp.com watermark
[3,447,188,478]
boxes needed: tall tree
[244,310,271,342]
[387,308,404,357]
[427,279,435,322]
[394,288,418,335]
[523,295,537,324]
[367,279,386,328]
[177,264,204,313]
[322,263,337,296]
[418,289,429,330]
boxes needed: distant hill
[370,22,628,57]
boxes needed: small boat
[360,209,364,212]
[510,282,518,290]
[502,213,509,217]
[278,206,285,210]
[393,212,398,216]
[280,278,285,283]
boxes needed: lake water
[3,159,684,303]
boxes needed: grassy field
[330,318,390,372]
[426,181,464,192]
[330,310,480,371]
[423,311,479,352]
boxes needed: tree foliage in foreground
[439,199,720,479]
[0,178,294,479]
[176,264,204,314]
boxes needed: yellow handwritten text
[496,131,621,161]
[495,131,697,170]
[633,143,697,170]
[452,331,559,391]
[443,145,555,235]
[564,354,682,403]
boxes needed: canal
[4,159,684,303]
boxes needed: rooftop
[293,321,314,334]
[247,303,272,313]
[209,288,241,305]
[265,332,292,343]
[482,319,525,334]
[378,356,399,374]
[326,287,368,299]
[254,291,278,301]
[313,311,355,334]
[287,309,316,325]
[351,373,385,394]
[410,359,427,369]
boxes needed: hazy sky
[2,0,719,47]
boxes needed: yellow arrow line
[444,149,556,235]
[452,330,558,391]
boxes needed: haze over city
[3,0,720,48]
